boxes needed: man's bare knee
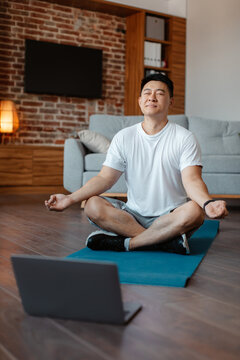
[84,196,110,222]
[192,201,205,223]
[174,201,204,230]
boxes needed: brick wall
[0,0,126,145]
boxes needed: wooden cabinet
[0,146,66,194]
[124,11,186,115]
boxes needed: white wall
[105,0,187,18]
[186,0,240,121]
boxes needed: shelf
[125,12,186,115]
[144,66,171,72]
[39,0,139,17]
[145,38,171,45]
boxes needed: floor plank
[166,293,240,336]
[193,261,240,288]
[0,288,108,360]
[0,343,17,360]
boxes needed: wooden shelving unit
[124,11,186,115]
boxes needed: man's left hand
[205,200,229,219]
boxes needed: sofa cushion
[85,153,240,173]
[202,155,240,173]
[168,115,188,129]
[188,117,240,155]
[78,130,110,153]
[89,114,189,141]
[83,171,127,192]
[85,153,106,171]
[89,115,143,140]
[202,173,240,195]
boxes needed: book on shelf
[144,41,162,67]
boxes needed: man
[45,73,228,254]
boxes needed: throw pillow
[78,130,110,153]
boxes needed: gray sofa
[64,114,240,196]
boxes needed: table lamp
[0,100,19,142]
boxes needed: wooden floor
[0,194,239,360]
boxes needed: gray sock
[124,238,131,251]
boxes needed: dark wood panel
[170,17,186,114]
[0,146,64,191]
[32,148,64,185]
[0,148,32,159]
[32,174,63,186]
[0,168,33,186]
[0,159,32,174]
[0,148,32,186]
[125,12,145,115]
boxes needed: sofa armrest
[63,138,86,193]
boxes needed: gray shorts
[88,196,173,230]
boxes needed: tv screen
[24,39,102,99]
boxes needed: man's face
[138,80,173,116]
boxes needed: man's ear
[169,97,174,107]
[138,96,142,107]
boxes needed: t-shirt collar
[138,120,170,139]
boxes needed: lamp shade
[0,100,19,133]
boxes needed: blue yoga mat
[67,220,219,287]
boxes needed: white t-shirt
[103,121,202,217]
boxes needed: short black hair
[140,73,174,98]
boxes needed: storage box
[146,16,165,41]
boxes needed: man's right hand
[44,167,122,212]
[45,194,73,212]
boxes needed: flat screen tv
[24,39,103,99]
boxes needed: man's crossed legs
[84,196,205,255]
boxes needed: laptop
[11,254,142,325]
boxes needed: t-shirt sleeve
[103,132,126,172]
[179,133,202,171]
